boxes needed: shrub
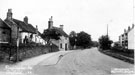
[0,51,8,62]
[98,35,113,50]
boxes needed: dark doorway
[65,43,67,50]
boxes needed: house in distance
[47,16,69,51]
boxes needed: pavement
[0,48,134,75]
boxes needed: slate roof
[51,26,68,37]
[11,19,36,34]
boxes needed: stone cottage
[48,16,69,51]
[0,18,11,43]
[4,9,45,45]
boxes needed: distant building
[119,24,134,50]
[119,35,123,47]
[48,16,69,51]
[4,9,46,45]
[128,24,134,50]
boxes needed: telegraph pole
[107,24,108,38]
[133,0,135,24]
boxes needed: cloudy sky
[0,0,134,41]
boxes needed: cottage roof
[0,18,11,29]
[51,26,68,37]
[28,24,37,33]
[45,43,59,48]
[4,18,37,34]
[38,31,42,36]
[12,19,37,34]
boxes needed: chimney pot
[128,26,130,31]
[36,25,38,29]
[132,24,134,28]
[60,25,63,30]
[48,16,53,29]
[8,9,12,13]
[24,16,28,24]
[7,9,13,20]
[49,16,53,21]
[124,29,126,33]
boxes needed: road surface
[0,47,134,75]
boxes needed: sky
[0,0,134,41]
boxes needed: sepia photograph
[0,0,134,75]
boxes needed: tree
[41,29,61,43]
[76,31,92,48]
[69,31,77,49]
[98,35,113,50]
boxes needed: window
[125,33,127,36]
[60,43,62,48]
[2,31,6,34]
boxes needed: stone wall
[0,28,10,42]
[11,22,18,45]
[0,19,11,43]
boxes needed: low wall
[0,43,49,62]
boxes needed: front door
[65,43,67,50]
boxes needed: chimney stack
[124,29,126,33]
[49,16,53,21]
[48,16,53,29]
[60,25,63,30]
[36,25,38,30]
[128,26,131,31]
[7,9,13,20]
[132,24,134,28]
[36,25,38,34]
[24,16,28,24]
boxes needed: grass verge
[99,49,134,64]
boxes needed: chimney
[7,9,13,20]
[60,25,63,30]
[48,16,53,29]
[36,25,38,34]
[36,25,38,30]
[124,29,126,33]
[24,16,28,24]
[132,24,134,28]
[128,26,130,31]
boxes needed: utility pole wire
[133,0,135,24]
